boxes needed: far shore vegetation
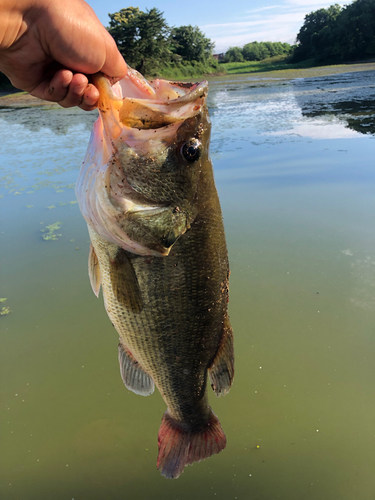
[1,0,374,92]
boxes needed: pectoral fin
[124,207,192,256]
[88,244,101,298]
[108,247,143,313]
[118,343,154,396]
[208,315,234,397]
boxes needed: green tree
[224,46,245,62]
[170,25,215,62]
[241,41,292,61]
[293,0,375,63]
[243,41,265,61]
[108,7,171,75]
[334,0,375,60]
[293,4,342,61]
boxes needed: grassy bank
[157,59,226,79]
[220,55,315,75]
[220,54,375,76]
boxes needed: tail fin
[157,409,226,479]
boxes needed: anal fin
[88,244,101,298]
[118,343,154,396]
[208,315,234,397]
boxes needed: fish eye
[181,139,202,163]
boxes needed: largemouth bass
[76,68,234,479]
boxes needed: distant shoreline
[1,61,374,108]
[210,61,375,82]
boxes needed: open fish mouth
[95,68,208,131]
[76,69,209,256]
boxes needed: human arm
[0,0,127,110]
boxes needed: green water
[1,71,375,499]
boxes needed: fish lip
[118,82,208,130]
[94,72,209,106]
[137,80,209,106]
[93,72,208,132]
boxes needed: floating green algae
[58,201,78,206]
[40,221,62,241]
[46,205,56,210]
[26,205,34,208]
[0,307,10,316]
[0,299,10,316]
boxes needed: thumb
[99,31,127,81]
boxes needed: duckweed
[0,306,10,316]
[58,201,78,206]
[41,221,62,241]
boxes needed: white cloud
[286,0,344,5]
[246,5,283,13]
[203,1,348,53]
[202,11,306,52]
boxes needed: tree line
[107,7,217,76]
[224,42,293,63]
[292,0,375,63]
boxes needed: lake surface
[1,69,375,500]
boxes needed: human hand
[0,0,127,111]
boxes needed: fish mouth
[93,69,208,135]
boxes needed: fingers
[30,69,99,111]
[57,73,99,111]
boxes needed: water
[1,70,375,499]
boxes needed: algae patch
[58,201,78,206]
[0,299,10,316]
[41,221,62,241]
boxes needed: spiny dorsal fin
[208,314,234,397]
[109,248,143,313]
[88,244,101,298]
[118,343,154,396]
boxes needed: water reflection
[293,70,375,135]
[0,105,97,134]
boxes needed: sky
[85,0,348,54]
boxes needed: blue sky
[86,0,348,53]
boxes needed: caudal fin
[157,410,226,479]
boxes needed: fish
[75,68,234,479]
